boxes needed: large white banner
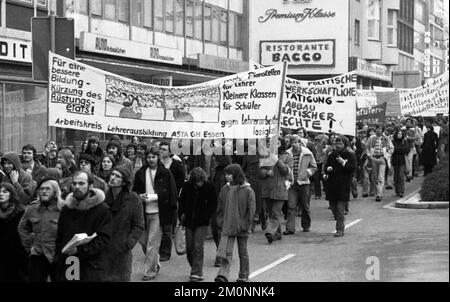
[48,52,286,139]
[397,72,449,116]
[281,72,357,136]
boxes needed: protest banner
[397,71,449,117]
[281,72,357,136]
[48,52,287,139]
[357,102,387,126]
[356,90,378,108]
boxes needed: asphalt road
[130,176,449,282]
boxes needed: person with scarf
[0,182,28,282]
[214,164,256,283]
[391,130,409,197]
[102,167,144,281]
[323,136,356,237]
[18,177,64,281]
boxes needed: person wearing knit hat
[101,166,144,281]
[106,140,134,180]
[78,153,108,193]
[1,152,34,205]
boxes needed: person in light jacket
[214,164,255,283]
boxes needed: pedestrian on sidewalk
[366,125,390,202]
[323,136,356,237]
[422,123,439,176]
[215,164,255,283]
[391,129,409,197]
[178,167,218,282]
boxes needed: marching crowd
[0,115,448,283]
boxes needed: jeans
[28,255,55,282]
[393,164,405,195]
[287,183,311,232]
[159,224,172,260]
[350,176,358,197]
[263,198,284,238]
[406,149,415,178]
[362,159,376,196]
[371,157,386,198]
[140,213,162,277]
[217,236,249,281]
[185,226,208,277]
[329,201,346,232]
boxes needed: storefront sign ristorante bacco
[258,8,336,23]
[260,40,335,66]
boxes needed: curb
[395,192,449,209]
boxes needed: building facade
[0,0,250,152]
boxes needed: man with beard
[54,171,112,282]
[106,140,133,180]
[18,177,63,281]
[20,144,47,183]
[1,152,34,204]
[323,136,356,237]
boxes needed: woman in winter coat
[178,167,218,282]
[0,182,28,282]
[215,164,256,283]
[421,123,440,176]
[259,138,293,243]
[391,130,410,197]
[103,166,144,282]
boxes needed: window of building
[433,58,442,75]
[104,0,116,20]
[414,1,425,23]
[91,0,102,16]
[118,0,129,22]
[220,10,227,46]
[204,5,211,41]
[174,0,184,36]
[185,0,194,37]
[228,12,236,47]
[354,19,360,45]
[165,0,174,33]
[367,0,380,40]
[387,10,397,46]
[236,14,243,48]
[131,0,142,26]
[154,0,164,31]
[143,0,153,28]
[211,7,220,43]
[194,1,203,40]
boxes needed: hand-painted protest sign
[48,52,286,139]
[357,102,387,126]
[356,90,378,108]
[397,72,449,117]
[281,72,357,136]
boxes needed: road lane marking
[249,254,296,279]
[383,188,421,209]
[332,218,363,233]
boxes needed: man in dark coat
[323,136,356,237]
[103,166,144,281]
[1,152,34,205]
[422,123,440,176]
[20,144,47,183]
[133,146,178,280]
[54,171,112,282]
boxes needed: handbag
[173,224,186,255]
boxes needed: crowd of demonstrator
[0,115,448,282]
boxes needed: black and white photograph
[0,0,448,290]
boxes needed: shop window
[175,0,184,36]
[194,1,203,40]
[154,0,164,31]
[387,10,397,46]
[367,0,380,40]
[204,5,211,42]
[220,10,227,46]
[143,0,153,28]
[211,7,220,43]
[118,0,129,23]
[0,83,47,154]
[104,0,116,20]
[185,0,194,37]
[165,0,174,33]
